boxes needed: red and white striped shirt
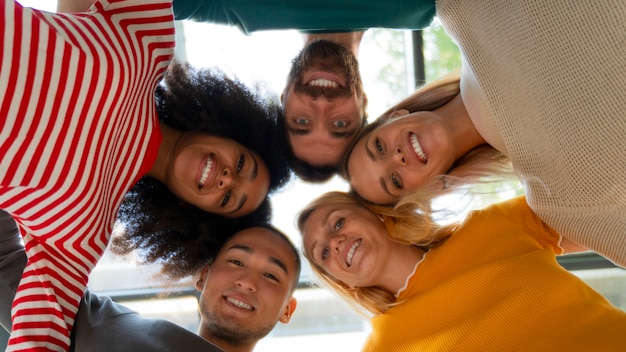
[0,0,175,350]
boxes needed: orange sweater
[364,196,626,351]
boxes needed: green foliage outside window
[422,18,461,83]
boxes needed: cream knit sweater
[437,0,626,267]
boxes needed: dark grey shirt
[0,210,223,352]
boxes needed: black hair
[111,60,291,279]
[154,60,291,192]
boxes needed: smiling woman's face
[165,132,270,218]
[347,111,456,204]
[300,202,395,289]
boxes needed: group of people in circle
[2,0,625,351]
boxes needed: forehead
[220,227,296,266]
[302,203,355,234]
[188,132,241,148]
[289,134,347,166]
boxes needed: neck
[146,122,181,182]
[214,341,255,352]
[302,31,365,59]
[435,94,486,160]
[380,244,426,294]
[199,329,256,352]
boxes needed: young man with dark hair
[0,210,300,352]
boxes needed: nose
[330,234,346,254]
[235,274,258,293]
[309,96,335,115]
[217,168,234,189]
[393,146,406,165]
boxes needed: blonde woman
[298,191,626,351]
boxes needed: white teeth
[199,157,213,187]
[308,78,339,88]
[410,133,427,162]
[227,297,253,311]
[346,239,361,266]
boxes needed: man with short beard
[194,224,300,351]
[0,210,301,352]
[280,33,369,182]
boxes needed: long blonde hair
[341,70,513,202]
[297,191,455,316]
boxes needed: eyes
[220,154,245,208]
[293,118,349,128]
[334,218,345,231]
[236,154,245,172]
[320,217,345,261]
[228,259,280,283]
[373,138,403,190]
[391,174,402,189]
[321,247,329,260]
[333,120,348,128]
[221,192,231,207]
[375,138,385,154]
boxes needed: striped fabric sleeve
[0,0,175,350]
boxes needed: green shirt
[173,0,435,34]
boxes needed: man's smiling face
[195,227,298,348]
[282,39,367,167]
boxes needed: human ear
[278,297,298,324]
[195,265,210,292]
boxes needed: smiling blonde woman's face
[347,111,456,204]
[300,202,396,289]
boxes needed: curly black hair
[155,60,292,192]
[111,60,291,280]
[112,181,273,281]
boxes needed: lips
[198,155,214,189]
[409,133,427,163]
[308,77,340,88]
[305,71,345,89]
[345,238,362,267]
[225,296,254,311]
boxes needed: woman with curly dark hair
[111,60,292,281]
[1,0,289,347]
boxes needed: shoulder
[73,291,223,351]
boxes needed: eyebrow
[249,154,258,180]
[287,125,310,136]
[365,136,375,160]
[287,126,358,139]
[229,195,247,215]
[379,177,394,198]
[330,127,358,139]
[228,244,289,274]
